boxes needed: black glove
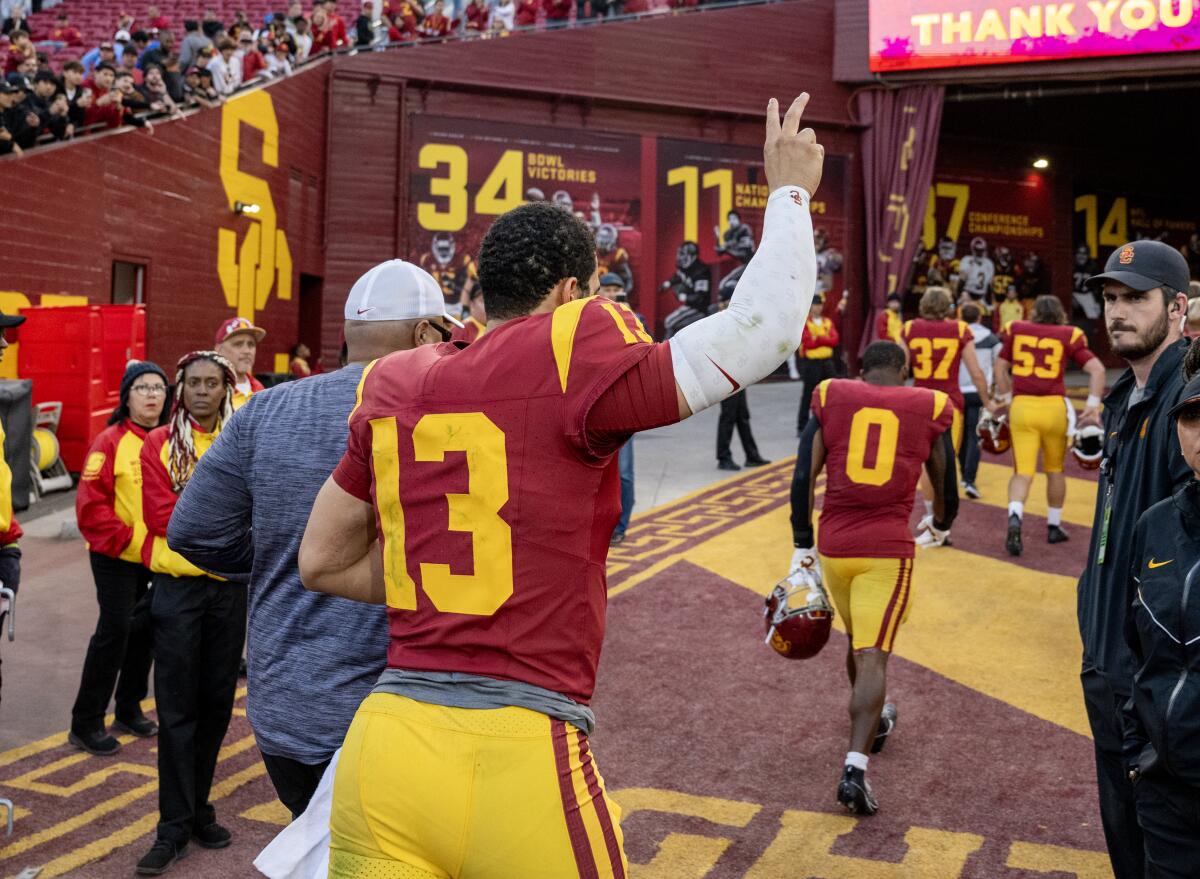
[0,546,21,597]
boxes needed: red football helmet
[977,409,1011,455]
[763,566,834,660]
[1072,423,1104,470]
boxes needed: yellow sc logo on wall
[217,91,292,323]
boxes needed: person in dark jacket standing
[713,273,769,472]
[69,361,171,756]
[1078,240,1192,879]
[1123,355,1200,878]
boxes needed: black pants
[1136,770,1200,879]
[797,358,836,432]
[152,573,247,844]
[959,391,982,484]
[1082,666,1144,879]
[70,553,155,735]
[717,391,761,464]
[261,751,332,820]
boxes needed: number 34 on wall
[417,144,525,232]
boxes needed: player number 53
[369,412,514,616]
[1011,335,1063,379]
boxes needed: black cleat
[113,714,158,738]
[1047,525,1070,544]
[717,459,741,472]
[136,839,188,875]
[1006,514,1023,557]
[962,481,981,499]
[871,702,897,754]
[192,821,232,849]
[68,729,121,756]
[744,456,771,468]
[609,531,625,546]
[837,766,879,815]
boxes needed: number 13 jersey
[332,296,678,705]
[813,379,954,560]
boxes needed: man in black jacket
[1123,366,1200,877]
[1078,240,1192,879]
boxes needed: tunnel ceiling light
[1032,157,1050,170]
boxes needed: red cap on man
[214,316,267,347]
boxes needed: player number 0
[845,407,900,487]
[370,412,514,616]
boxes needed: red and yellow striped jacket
[0,420,23,547]
[140,422,219,579]
[76,419,151,562]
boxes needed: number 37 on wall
[417,144,525,232]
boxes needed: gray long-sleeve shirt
[168,365,389,764]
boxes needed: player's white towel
[254,748,339,878]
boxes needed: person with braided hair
[137,351,244,877]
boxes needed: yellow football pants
[329,692,628,879]
[819,555,913,652]
[1010,394,1070,476]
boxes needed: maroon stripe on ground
[885,557,914,652]
[576,730,626,879]
[874,558,908,650]
[552,719,599,879]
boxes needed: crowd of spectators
[1,0,742,157]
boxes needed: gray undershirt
[373,669,597,735]
[1128,385,1147,410]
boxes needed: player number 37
[369,412,514,617]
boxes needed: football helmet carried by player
[764,565,834,660]
[431,232,455,267]
[1072,423,1104,470]
[977,408,1012,455]
[596,223,619,254]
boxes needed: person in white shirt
[958,302,1000,498]
[265,41,293,77]
[292,19,313,61]
[489,0,514,30]
[205,38,242,96]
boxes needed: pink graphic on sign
[870,1,1200,72]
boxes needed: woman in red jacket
[69,361,172,757]
[135,351,242,877]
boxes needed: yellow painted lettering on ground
[5,753,155,796]
[617,787,760,879]
[1007,840,1113,877]
[688,501,1091,737]
[745,809,984,878]
[241,797,292,827]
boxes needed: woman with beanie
[136,351,244,877]
[69,361,172,757]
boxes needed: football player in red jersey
[994,295,1105,555]
[298,95,825,878]
[789,341,958,816]
[900,285,995,529]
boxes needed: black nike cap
[1168,373,1200,420]
[1085,239,1190,295]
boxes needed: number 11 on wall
[666,165,733,244]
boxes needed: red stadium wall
[320,0,864,361]
[1,1,866,379]
[0,62,330,372]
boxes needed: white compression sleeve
[669,186,817,415]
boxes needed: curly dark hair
[862,341,907,375]
[1184,336,1200,382]
[477,203,597,322]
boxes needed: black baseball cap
[0,310,26,329]
[1085,239,1190,294]
[34,69,58,84]
[1168,373,1200,419]
[0,81,17,94]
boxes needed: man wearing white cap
[166,260,460,820]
